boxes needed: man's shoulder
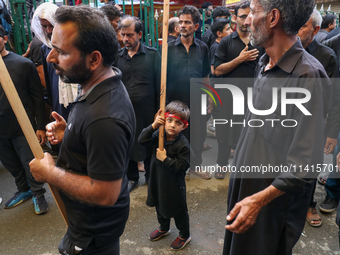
[4,52,33,66]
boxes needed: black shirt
[214,31,264,78]
[223,39,332,255]
[325,27,340,40]
[210,40,219,66]
[168,35,178,42]
[306,39,340,138]
[0,52,45,139]
[196,18,212,41]
[30,36,43,67]
[166,36,210,106]
[57,68,136,248]
[202,28,215,49]
[114,43,160,161]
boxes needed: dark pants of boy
[156,206,190,238]
[217,141,232,166]
[0,136,45,196]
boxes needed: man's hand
[324,137,337,155]
[152,109,165,130]
[225,185,284,234]
[36,130,47,145]
[29,152,56,183]
[238,45,259,62]
[156,148,167,162]
[46,111,67,145]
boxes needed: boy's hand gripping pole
[0,54,68,226]
[158,0,170,150]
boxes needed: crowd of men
[1,0,340,254]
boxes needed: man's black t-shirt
[57,68,136,248]
[30,36,43,67]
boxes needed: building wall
[316,1,340,13]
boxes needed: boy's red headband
[164,112,189,127]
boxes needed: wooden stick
[158,0,170,150]
[0,54,68,226]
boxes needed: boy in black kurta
[138,101,191,251]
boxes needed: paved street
[0,136,339,254]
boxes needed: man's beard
[53,58,92,84]
[249,18,269,47]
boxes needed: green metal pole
[202,9,205,37]
[140,0,142,22]
[144,2,149,45]
[18,4,28,52]
[150,0,155,47]
[23,3,32,42]
[11,1,22,54]
[123,0,125,14]
[155,18,159,51]
[131,0,134,16]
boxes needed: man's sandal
[306,207,322,227]
[317,176,327,185]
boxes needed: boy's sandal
[189,169,212,180]
[306,207,322,227]
[215,171,226,179]
[317,176,327,185]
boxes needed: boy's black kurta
[139,125,190,218]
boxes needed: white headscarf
[31,2,58,49]
[31,2,78,108]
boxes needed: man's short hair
[0,25,5,37]
[321,14,336,29]
[100,4,121,21]
[211,18,230,38]
[168,17,179,34]
[118,16,143,34]
[165,100,190,121]
[55,5,117,67]
[178,5,201,24]
[311,10,322,28]
[212,6,231,20]
[258,0,315,35]
[234,0,250,17]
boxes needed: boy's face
[218,23,232,39]
[165,116,186,140]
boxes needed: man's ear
[88,51,102,71]
[138,31,142,40]
[216,31,222,39]
[194,22,199,31]
[312,25,320,37]
[268,8,281,29]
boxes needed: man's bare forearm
[214,57,243,76]
[47,166,122,206]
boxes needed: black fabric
[0,52,45,138]
[168,35,178,42]
[41,44,71,121]
[314,29,328,43]
[114,43,160,162]
[166,36,210,106]
[223,40,332,255]
[196,18,212,41]
[156,206,190,238]
[57,68,135,249]
[210,40,219,66]
[139,125,190,218]
[213,31,264,148]
[30,36,43,67]
[323,33,340,72]
[306,39,340,138]
[202,28,215,49]
[325,27,340,40]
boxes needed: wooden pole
[158,0,170,150]
[0,54,68,226]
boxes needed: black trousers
[156,206,190,238]
[127,156,151,182]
